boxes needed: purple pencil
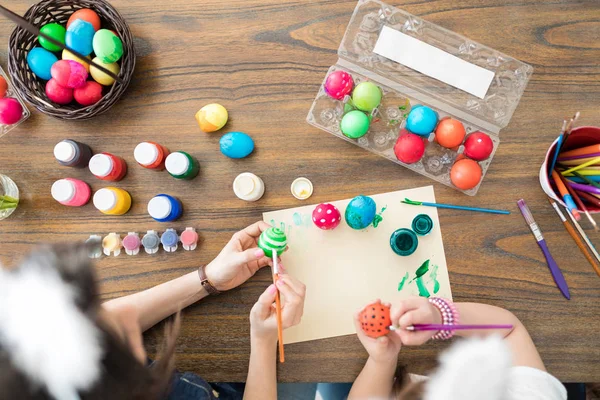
[569,182,600,195]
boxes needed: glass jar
[0,174,19,220]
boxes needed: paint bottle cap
[54,141,77,163]
[181,228,198,247]
[123,233,141,251]
[142,231,160,249]
[89,154,114,177]
[233,172,265,201]
[51,179,75,203]
[161,229,179,246]
[165,152,190,176]
[412,214,434,236]
[390,228,419,256]
[291,177,313,200]
[134,142,159,166]
[86,235,103,259]
[102,233,121,252]
[148,195,172,220]
[93,188,117,212]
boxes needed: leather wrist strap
[198,265,221,295]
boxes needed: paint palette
[306,0,532,195]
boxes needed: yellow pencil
[561,157,600,175]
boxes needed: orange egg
[435,118,466,148]
[67,9,101,31]
[450,159,482,190]
[0,76,7,98]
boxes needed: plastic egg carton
[306,0,532,195]
[0,66,30,139]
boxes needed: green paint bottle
[390,228,418,256]
[165,151,199,180]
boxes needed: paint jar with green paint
[165,151,200,180]
[390,228,418,256]
[412,214,433,236]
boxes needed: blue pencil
[402,198,510,215]
[548,130,564,174]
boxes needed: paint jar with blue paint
[412,214,433,236]
[390,228,418,256]
[147,194,183,222]
[161,228,179,252]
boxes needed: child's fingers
[398,307,431,328]
[396,330,432,346]
[390,297,426,322]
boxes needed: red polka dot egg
[312,203,342,230]
[324,70,353,100]
[359,302,392,338]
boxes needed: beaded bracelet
[428,297,459,340]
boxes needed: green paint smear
[292,212,303,226]
[302,214,311,227]
[416,276,430,298]
[428,264,440,294]
[371,206,387,228]
[397,272,409,291]
[411,259,430,282]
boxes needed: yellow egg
[89,57,120,86]
[62,49,91,72]
[195,103,228,132]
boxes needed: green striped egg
[258,227,287,258]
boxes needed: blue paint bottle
[147,194,183,222]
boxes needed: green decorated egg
[39,23,66,52]
[92,29,123,63]
[258,227,288,258]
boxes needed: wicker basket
[8,0,135,120]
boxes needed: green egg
[39,23,66,52]
[92,29,123,63]
[340,110,370,139]
[352,81,382,112]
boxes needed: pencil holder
[7,0,135,120]
[539,126,600,213]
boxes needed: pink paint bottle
[51,178,91,206]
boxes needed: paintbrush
[389,324,514,332]
[402,198,510,215]
[549,199,600,278]
[517,199,570,299]
[565,207,600,266]
[558,173,599,231]
[272,254,285,363]
[0,4,123,84]
[548,120,567,174]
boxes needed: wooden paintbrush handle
[274,273,285,363]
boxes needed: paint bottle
[54,139,93,168]
[233,172,265,201]
[147,194,183,222]
[412,214,434,236]
[51,178,92,206]
[86,234,103,259]
[93,187,132,215]
[102,232,122,256]
[134,141,170,170]
[161,228,179,252]
[165,151,199,180]
[180,227,198,251]
[89,153,128,181]
[390,228,418,256]
[123,232,141,256]
[142,230,160,254]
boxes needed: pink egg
[74,81,103,106]
[324,70,354,100]
[464,131,494,161]
[46,79,73,105]
[0,98,23,125]
[51,60,88,89]
[312,203,342,230]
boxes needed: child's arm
[392,297,545,371]
[244,274,306,400]
[348,300,403,400]
[103,221,274,332]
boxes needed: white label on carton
[373,26,495,99]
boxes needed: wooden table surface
[1,0,599,383]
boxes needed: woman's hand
[390,296,442,345]
[250,274,306,345]
[353,300,403,364]
[205,221,277,292]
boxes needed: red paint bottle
[89,153,127,181]
[134,142,170,170]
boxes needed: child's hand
[250,274,306,345]
[353,300,402,364]
[391,297,442,345]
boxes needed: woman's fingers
[277,273,306,297]
[276,278,305,327]
[252,284,277,320]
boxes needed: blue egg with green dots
[345,195,377,230]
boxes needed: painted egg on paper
[394,130,425,164]
[27,47,58,80]
[65,19,96,56]
[220,131,254,159]
[312,203,342,230]
[406,105,438,136]
[435,118,466,148]
[324,70,353,100]
[51,60,88,89]
[345,195,377,230]
[359,302,391,338]
[464,132,494,161]
[450,158,482,190]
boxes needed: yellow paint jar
[93,187,131,215]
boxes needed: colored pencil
[548,120,566,174]
[558,157,600,167]
[400,324,514,332]
[565,206,600,267]
[552,169,581,220]
[575,190,600,207]
[559,173,598,230]
[561,157,600,175]
[401,198,510,215]
[272,255,285,363]
[567,176,600,184]
[569,182,600,196]
[573,171,600,188]
[559,152,600,162]
[517,199,570,299]
[560,143,600,159]
[549,199,600,277]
